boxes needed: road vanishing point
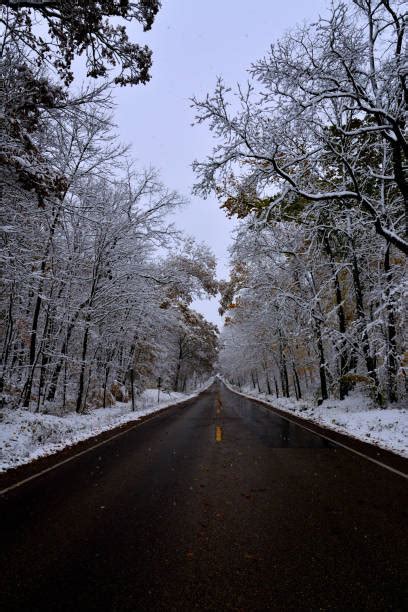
[1,381,407,611]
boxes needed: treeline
[0,2,219,412]
[193,0,407,405]
[218,216,406,404]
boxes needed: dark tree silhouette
[1,1,161,85]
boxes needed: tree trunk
[278,330,290,397]
[323,236,350,399]
[22,290,43,408]
[103,366,110,409]
[130,369,135,411]
[173,340,183,392]
[273,376,279,398]
[315,320,328,401]
[76,323,90,413]
[351,248,381,401]
[264,369,272,395]
[292,363,302,400]
[384,244,398,403]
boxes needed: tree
[170,305,219,392]
[1,0,161,85]
[0,84,219,411]
[192,0,408,255]
[0,45,68,207]
[0,0,219,416]
[218,210,407,404]
[193,0,407,406]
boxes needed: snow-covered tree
[0,12,219,412]
[219,215,406,404]
[193,0,407,255]
[194,0,407,405]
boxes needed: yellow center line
[215,426,223,442]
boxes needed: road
[1,381,407,611]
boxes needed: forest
[0,0,407,420]
[0,1,219,414]
[0,4,406,609]
[193,0,407,407]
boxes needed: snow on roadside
[0,379,214,473]
[223,381,408,458]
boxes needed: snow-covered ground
[224,381,408,458]
[0,381,213,473]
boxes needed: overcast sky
[113,0,328,326]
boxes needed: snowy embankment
[0,380,213,473]
[224,381,408,458]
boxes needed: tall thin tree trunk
[76,323,90,413]
[384,244,398,402]
[323,236,350,399]
[103,366,110,408]
[130,369,135,411]
[273,376,279,398]
[264,368,272,395]
[315,320,328,401]
[351,248,381,400]
[174,340,183,392]
[278,330,290,397]
[292,363,302,400]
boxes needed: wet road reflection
[220,388,336,449]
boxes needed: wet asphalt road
[1,381,408,611]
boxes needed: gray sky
[113,0,328,325]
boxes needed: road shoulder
[0,389,213,494]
